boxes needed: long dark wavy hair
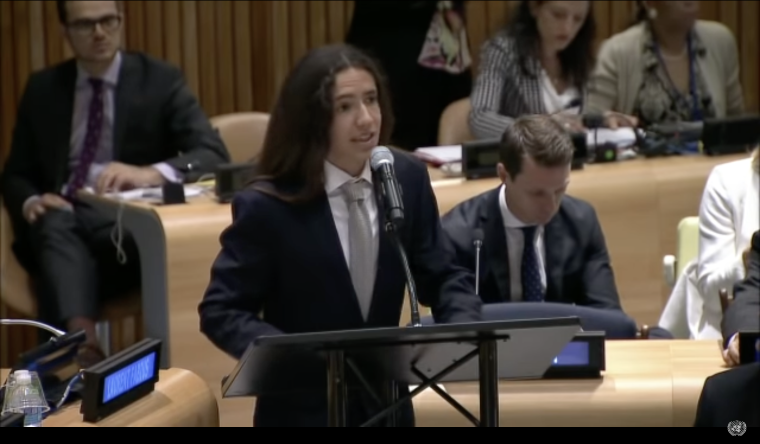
[506,1,596,90]
[251,44,394,203]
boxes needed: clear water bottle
[2,370,49,427]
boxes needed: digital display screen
[551,341,590,366]
[102,352,157,404]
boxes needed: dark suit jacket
[694,362,760,427]
[199,150,481,427]
[723,231,760,346]
[441,187,622,309]
[0,52,229,260]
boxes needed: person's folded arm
[469,38,517,140]
[159,68,230,178]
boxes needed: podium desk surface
[0,368,219,427]
[413,339,726,427]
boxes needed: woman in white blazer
[660,149,758,339]
[698,149,759,301]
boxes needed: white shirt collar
[498,184,535,229]
[324,160,373,195]
[76,51,122,88]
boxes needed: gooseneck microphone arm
[385,222,422,328]
[0,319,66,337]
[370,146,421,327]
[473,229,484,299]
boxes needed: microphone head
[370,146,394,170]
[473,228,484,244]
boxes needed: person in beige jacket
[587,1,744,126]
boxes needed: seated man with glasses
[0,0,229,366]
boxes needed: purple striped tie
[65,78,104,200]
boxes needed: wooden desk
[0,368,219,427]
[413,339,725,427]
[431,155,746,325]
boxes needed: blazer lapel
[483,189,511,302]
[309,193,366,322]
[113,53,139,160]
[543,217,566,303]
[51,62,78,189]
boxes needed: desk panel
[412,340,724,427]
[0,368,218,427]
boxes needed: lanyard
[653,35,702,122]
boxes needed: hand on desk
[722,334,740,367]
[95,162,166,195]
[603,111,639,129]
[23,193,72,224]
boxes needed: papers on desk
[83,185,207,201]
[414,145,462,166]
[413,128,640,165]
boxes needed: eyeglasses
[67,14,122,36]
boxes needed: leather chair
[210,112,270,163]
[0,204,141,356]
[437,98,474,146]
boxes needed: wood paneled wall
[1,1,759,367]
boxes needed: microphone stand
[474,240,482,299]
[384,221,422,328]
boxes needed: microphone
[370,146,404,229]
[473,229,484,299]
[369,147,421,327]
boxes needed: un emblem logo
[728,420,747,436]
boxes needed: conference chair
[0,204,141,357]
[663,216,699,287]
[210,112,270,163]
[437,98,474,146]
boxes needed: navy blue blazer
[441,187,622,309]
[199,150,481,426]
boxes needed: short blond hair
[753,147,759,173]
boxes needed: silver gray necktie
[342,180,375,320]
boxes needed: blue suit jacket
[441,187,622,309]
[199,149,481,426]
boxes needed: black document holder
[221,318,581,427]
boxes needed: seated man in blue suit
[199,44,482,427]
[442,115,622,310]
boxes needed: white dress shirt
[498,184,547,301]
[324,160,379,269]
